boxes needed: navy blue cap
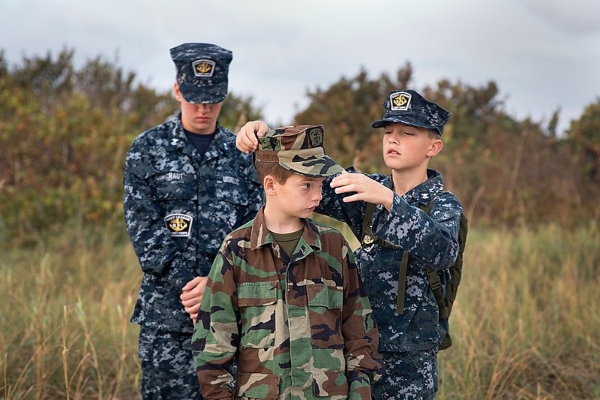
[371,90,450,135]
[170,43,232,104]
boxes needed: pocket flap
[312,370,348,397]
[306,284,343,308]
[237,372,280,399]
[237,281,278,307]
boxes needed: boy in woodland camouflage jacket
[192,125,384,399]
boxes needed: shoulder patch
[164,213,193,237]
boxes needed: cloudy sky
[2,0,599,133]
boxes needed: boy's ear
[427,139,443,157]
[173,82,183,102]
[263,175,276,195]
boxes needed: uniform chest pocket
[312,370,349,398]
[237,281,279,349]
[306,284,344,349]
[215,175,250,206]
[236,372,280,399]
[153,174,197,201]
[148,174,197,238]
[212,176,251,232]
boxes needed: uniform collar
[388,169,444,205]
[250,207,322,256]
[165,113,230,159]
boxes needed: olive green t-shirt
[271,228,303,257]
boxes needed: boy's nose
[315,189,323,201]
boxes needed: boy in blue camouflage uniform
[237,90,462,399]
[192,125,385,399]
[123,43,263,399]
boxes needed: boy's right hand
[181,276,208,324]
[237,120,270,153]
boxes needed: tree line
[1,48,598,243]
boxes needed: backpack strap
[427,268,448,318]
[441,212,468,318]
[361,200,438,315]
[396,252,409,313]
[361,202,377,246]
[361,203,395,249]
[398,201,446,314]
[417,200,455,320]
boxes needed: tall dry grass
[438,223,600,400]
[1,222,140,399]
[1,221,599,399]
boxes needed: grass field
[1,221,599,399]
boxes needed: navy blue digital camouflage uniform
[123,43,263,399]
[315,90,462,400]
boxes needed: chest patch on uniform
[164,214,193,237]
[222,175,240,185]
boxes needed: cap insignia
[192,59,215,77]
[308,127,323,147]
[390,92,411,111]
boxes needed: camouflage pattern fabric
[138,327,201,399]
[373,350,438,400]
[124,113,263,332]
[315,167,462,397]
[192,207,385,399]
[123,113,263,398]
[255,125,343,178]
[371,90,451,135]
[170,42,232,104]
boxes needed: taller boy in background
[123,43,262,399]
[237,90,462,399]
[192,125,385,399]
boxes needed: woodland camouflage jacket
[192,207,385,399]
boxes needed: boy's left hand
[237,120,270,153]
[330,171,394,211]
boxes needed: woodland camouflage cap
[170,42,232,104]
[371,89,451,135]
[255,125,343,177]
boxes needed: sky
[1,0,599,134]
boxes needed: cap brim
[370,119,390,129]
[178,78,227,104]
[281,155,344,178]
[371,117,433,131]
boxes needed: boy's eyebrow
[299,176,323,182]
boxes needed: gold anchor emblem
[169,218,188,232]
[196,62,213,75]
[393,95,408,108]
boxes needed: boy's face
[268,173,324,219]
[381,123,441,172]
[174,82,222,134]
